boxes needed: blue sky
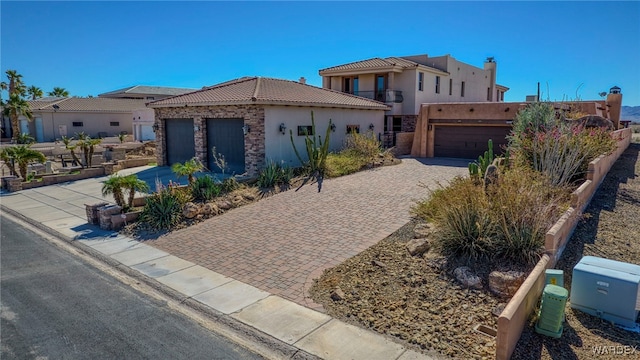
[2,1,639,105]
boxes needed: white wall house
[319,54,509,145]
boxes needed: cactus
[469,139,495,180]
[290,111,332,191]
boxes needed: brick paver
[148,158,467,310]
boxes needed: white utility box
[570,256,640,328]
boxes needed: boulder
[182,202,200,219]
[330,287,345,301]
[413,223,434,238]
[454,266,483,289]
[406,238,431,256]
[574,115,614,131]
[218,200,233,210]
[489,270,527,298]
[201,203,220,216]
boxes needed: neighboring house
[99,85,196,141]
[18,97,147,142]
[319,54,509,145]
[147,76,389,177]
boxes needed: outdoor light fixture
[152,123,160,132]
[330,123,336,132]
[242,124,250,135]
[369,123,375,130]
[279,123,287,135]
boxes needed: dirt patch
[310,144,640,359]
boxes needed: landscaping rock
[231,195,244,206]
[453,266,483,289]
[488,270,527,298]
[413,223,434,238]
[182,202,200,219]
[201,203,219,216]
[406,238,431,256]
[218,200,233,210]
[330,287,345,301]
[372,260,387,268]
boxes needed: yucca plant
[191,175,221,201]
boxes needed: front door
[375,74,387,102]
[207,118,245,175]
[35,117,44,142]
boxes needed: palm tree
[102,174,126,208]
[61,136,81,167]
[4,70,26,97]
[122,174,150,210]
[171,157,204,184]
[4,145,46,180]
[0,147,18,176]
[48,87,69,97]
[27,86,43,100]
[3,93,32,142]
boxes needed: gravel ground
[310,143,640,360]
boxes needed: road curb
[1,204,320,360]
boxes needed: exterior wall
[20,111,134,141]
[153,105,266,177]
[133,108,156,141]
[264,106,385,167]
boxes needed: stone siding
[154,105,266,176]
[401,115,418,132]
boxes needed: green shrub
[257,160,293,188]
[220,177,240,193]
[191,175,220,201]
[325,150,368,177]
[345,131,381,160]
[290,111,332,179]
[142,188,184,230]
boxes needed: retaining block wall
[495,128,631,360]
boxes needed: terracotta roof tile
[319,55,445,74]
[148,77,389,110]
[98,85,196,97]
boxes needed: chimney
[299,77,306,84]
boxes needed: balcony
[347,90,403,103]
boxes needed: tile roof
[319,56,446,74]
[148,77,390,110]
[29,97,147,112]
[98,85,197,97]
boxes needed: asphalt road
[0,215,263,360]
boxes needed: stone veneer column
[193,116,206,165]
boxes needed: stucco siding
[264,106,385,167]
[20,111,134,141]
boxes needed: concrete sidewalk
[0,161,465,359]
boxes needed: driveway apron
[148,158,467,310]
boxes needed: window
[487,87,491,101]
[110,121,120,126]
[343,76,359,94]
[449,79,453,95]
[461,81,465,97]
[418,72,424,91]
[72,122,83,127]
[346,125,360,134]
[297,125,314,136]
[146,96,155,100]
[435,76,440,94]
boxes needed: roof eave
[319,65,405,76]
[148,100,389,111]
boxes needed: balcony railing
[347,90,403,103]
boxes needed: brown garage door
[434,126,511,159]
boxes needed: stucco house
[99,85,196,141]
[17,97,147,142]
[147,76,389,176]
[319,54,509,145]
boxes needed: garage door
[165,119,195,166]
[434,126,511,159]
[207,118,245,175]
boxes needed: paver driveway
[148,158,467,310]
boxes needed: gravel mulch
[310,143,640,360]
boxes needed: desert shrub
[414,177,495,261]
[141,188,184,230]
[220,177,241,193]
[345,131,381,160]
[191,175,221,201]
[257,160,294,188]
[487,167,570,264]
[325,150,368,177]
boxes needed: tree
[102,175,127,208]
[48,87,69,97]
[122,174,150,210]
[3,93,32,142]
[171,158,204,184]
[27,86,43,100]
[2,145,46,180]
